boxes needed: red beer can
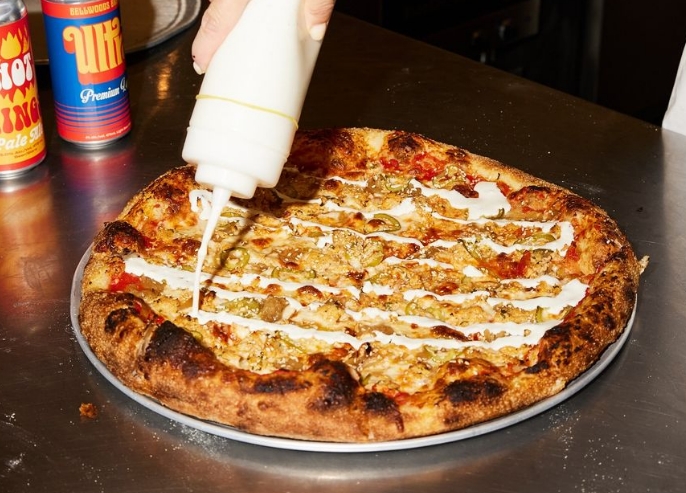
[0,0,47,177]
[41,0,131,147]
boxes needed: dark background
[335,0,686,125]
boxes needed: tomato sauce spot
[109,272,141,292]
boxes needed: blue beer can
[41,0,131,147]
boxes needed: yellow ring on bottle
[195,94,298,129]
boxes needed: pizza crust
[79,128,642,442]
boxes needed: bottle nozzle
[209,187,231,218]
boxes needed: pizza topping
[109,159,592,380]
[94,159,591,391]
[410,179,510,220]
[121,254,586,352]
[109,271,142,292]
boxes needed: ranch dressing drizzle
[289,213,573,255]
[191,191,230,316]
[485,279,587,315]
[126,256,580,309]
[463,265,485,277]
[190,310,560,351]
[176,175,584,349]
[323,197,417,218]
[191,183,573,254]
[409,179,511,220]
[189,191,258,315]
[189,190,213,221]
[125,255,359,299]
[299,172,511,220]
[124,255,588,350]
[328,176,368,187]
[503,275,560,287]
[288,217,424,246]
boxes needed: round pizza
[78,128,643,443]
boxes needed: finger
[304,0,335,40]
[192,0,250,74]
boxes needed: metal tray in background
[25,0,202,64]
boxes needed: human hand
[192,0,335,74]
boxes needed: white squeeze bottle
[182,0,324,314]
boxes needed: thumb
[304,0,335,40]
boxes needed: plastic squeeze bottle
[182,0,324,315]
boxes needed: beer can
[0,0,47,178]
[41,0,131,147]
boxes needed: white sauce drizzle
[485,279,587,315]
[410,179,511,220]
[193,307,559,351]
[125,255,587,350]
[192,183,573,255]
[191,191,230,315]
[463,265,485,277]
[324,197,417,218]
[288,217,424,247]
[189,190,213,221]
[177,173,583,350]
[402,289,490,304]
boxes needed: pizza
[78,128,644,443]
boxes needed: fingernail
[309,23,327,41]
[193,62,204,75]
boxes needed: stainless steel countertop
[2,10,685,493]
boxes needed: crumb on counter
[79,402,98,419]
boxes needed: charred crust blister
[387,131,423,159]
[145,322,218,378]
[152,182,186,213]
[445,147,468,161]
[363,392,398,414]
[444,378,505,405]
[104,308,134,334]
[524,360,550,374]
[560,194,595,214]
[362,392,404,432]
[309,360,358,411]
[97,292,141,334]
[252,374,311,395]
[94,221,144,255]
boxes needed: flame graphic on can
[0,11,46,176]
